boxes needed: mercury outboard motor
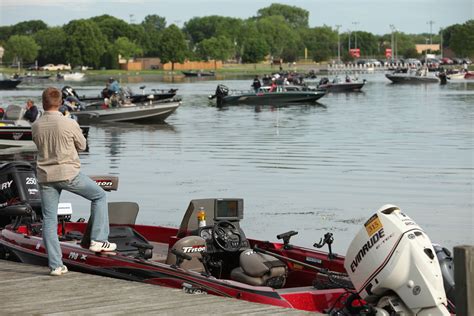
[61,86,80,100]
[0,162,41,227]
[208,84,229,107]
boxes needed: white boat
[61,72,85,81]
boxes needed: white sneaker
[50,265,68,276]
[89,240,117,252]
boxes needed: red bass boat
[0,162,455,315]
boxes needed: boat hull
[0,124,89,141]
[0,80,22,89]
[74,101,180,124]
[0,223,348,313]
[385,74,439,83]
[222,91,326,106]
[319,82,365,92]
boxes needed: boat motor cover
[344,205,447,311]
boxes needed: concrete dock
[0,260,317,315]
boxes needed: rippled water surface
[1,73,473,253]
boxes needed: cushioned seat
[230,249,287,288]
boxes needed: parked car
[366,59,382,67]
[462,57,472,65]
[452,58,464,65]
[440,58,454,65]
[40,63,71,71]
[404,58,422,66]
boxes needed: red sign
[349,48,360,58]
[385,48,392,58]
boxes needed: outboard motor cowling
[209,84,229,107]
[345,205,450,315]
[0,162,41,227]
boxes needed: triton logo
[182,246,205,253]
[350,228,385,273]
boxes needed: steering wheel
[212,220,242,252]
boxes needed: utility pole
[335,25,341,63]
[440,27,444,58]
[427,20,435,45]
[389,24,395,63]
[352,21,359,49]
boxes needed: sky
[0,0,473,35]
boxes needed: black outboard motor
[433,244,456,312]
[61,86,80,100]
[0,162,41,227]
[209,84,229,107]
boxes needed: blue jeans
[39,172,109,269]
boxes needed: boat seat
[230,249,287,288]
[108,226,153,259]
[166,236,206,272]
[108,202,139,225]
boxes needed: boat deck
[0,259,318,315]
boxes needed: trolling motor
[314,232,335,259]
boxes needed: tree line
[0,4,472,69]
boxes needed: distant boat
[315,77,366,92]
[0,105,89,141]
[385,68,439,83]
[0,74,22,89]
[182,71,215,77]
[72,99,181,125]
[209,84,326,107]
[60,72,85,81]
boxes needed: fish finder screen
[215,199,241,219]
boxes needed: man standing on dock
[32,87,116,276]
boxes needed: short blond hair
[42,87,62,111]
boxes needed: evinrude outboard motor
[208,84,229,107]
[345,205,451,315]
[0,162,41,227]
[61,86,80,100]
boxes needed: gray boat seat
[166,236,206,272]
[230,249,287,288]
[108,202,139,225]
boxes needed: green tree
[197,36,234,68]
[11,20,48,35]
[113,37,143,60]
[0,26,13,43]
[141,15,167,57]
[159,24,188,71]
[183,16,243,47]
[142,15,167,33]
[241,36,269,63]
[256,16,296,59]
[34,27,67,65]
[256,3,309,29]
[448,20,474,57]
[63,19,107,68]
[3,35,40,66]
[300,26,337,62]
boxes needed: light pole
[335,25,341,63]
[439,27,443,58]
[352,21,359,49]
[427,20,435,45]
[389,24,395,63]
[348,29,352,51]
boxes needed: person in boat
[31,87,117,276]
[102,77,121,98]
[269,78,277,92]
[345,75,351,83]
[252,75,262,93]
[24,99,39,123]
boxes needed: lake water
[1,72,473,254]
